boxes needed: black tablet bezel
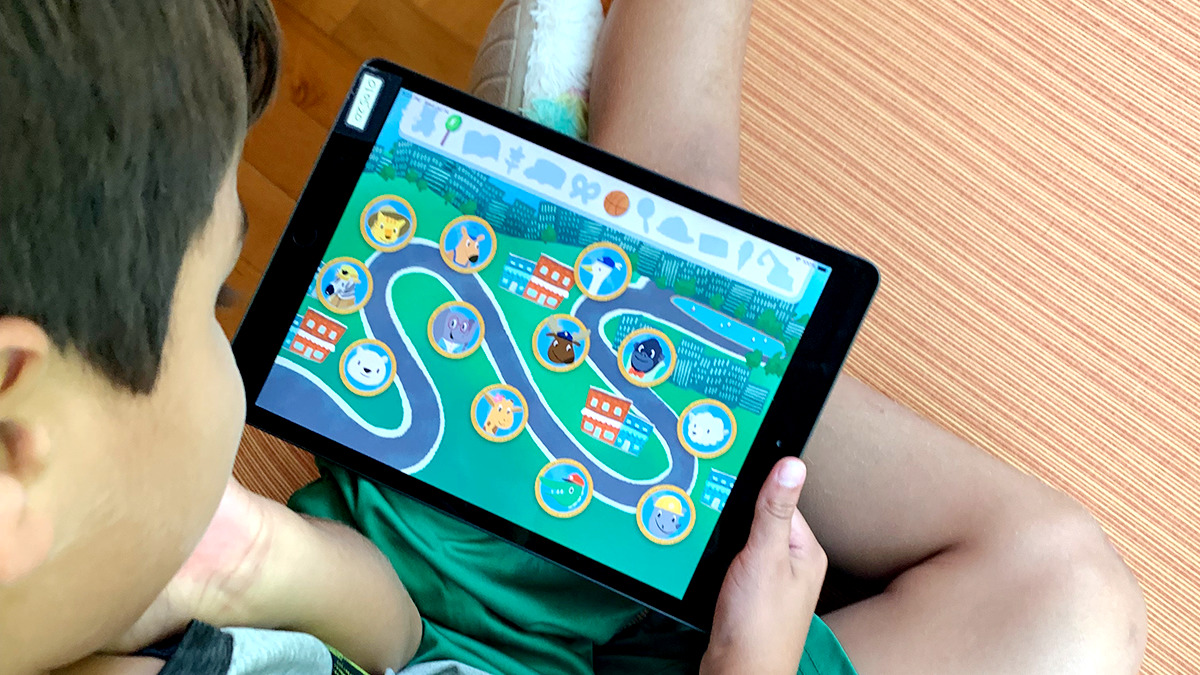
[233,60,878,631]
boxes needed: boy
[1,1,1144,674]
[1,4,825,673]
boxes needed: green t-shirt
[290,463,855,675]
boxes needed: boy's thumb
[745,457,806,553]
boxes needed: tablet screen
[256,84,832,598]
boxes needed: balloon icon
[637,197,655,234]
[441,114,462,146]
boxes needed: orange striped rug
[736,1,1199,672]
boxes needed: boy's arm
[246,508,422,673]
[108,480,420,675]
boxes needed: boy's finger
[745,457,807,554]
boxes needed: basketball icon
[604,190,630,216]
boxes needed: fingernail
[777,458,804,488]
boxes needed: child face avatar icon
[347,346,388,387]
[648,494,684,538]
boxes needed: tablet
[234,60,878,630]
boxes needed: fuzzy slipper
[468,0,605,140]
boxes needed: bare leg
[589,2,1146,673]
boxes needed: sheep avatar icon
[687,410,730,447]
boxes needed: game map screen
[257,85,832,598]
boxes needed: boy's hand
[107,478,276,652]
[701,458,828,675]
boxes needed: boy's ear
[0,317,49,398]
[0,317,54,583]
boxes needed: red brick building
[524,254,574,309]
[288,308,346,363]
[580,386,631,446]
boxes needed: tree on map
[756,309,785,338]
[783,337,799,357]
[745,349,764,370]
[674,277,696,297]
[460,199,478,216]
[709,293,725,310]
[628,251,641,275]
[540,227,557,243]
[733,303,748,320]
[796,312,811,326]
[376,165,396,181]
[416,178,429,192]
[405,168,420,183]
[442,188,458,206]
[655,276,670,289]
[764,353,787,377]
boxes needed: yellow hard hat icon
[337,265,360,281]
[654,494,683,516]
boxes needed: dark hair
[0,0,280,393]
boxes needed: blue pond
[671,297,785,358]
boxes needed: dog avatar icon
[440,216,497,273]
[452,224,483,265]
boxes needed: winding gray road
[259,240,754,507]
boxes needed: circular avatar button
[618,327,676,387]
[338,339,396,397]
[574,242,632,301]
[440,215,497,273]
[677,399,737,459]
[532,314,591,372]
[316,257,373,315]
[361,195,416,252]
[636,484,696,545]
[471,384,528,443]
[428,301,484,359]
[535,458,594,518]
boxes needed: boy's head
[0,1,279,668]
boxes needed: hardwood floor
[219,0,502,337]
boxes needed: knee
[998,490,1147,673]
